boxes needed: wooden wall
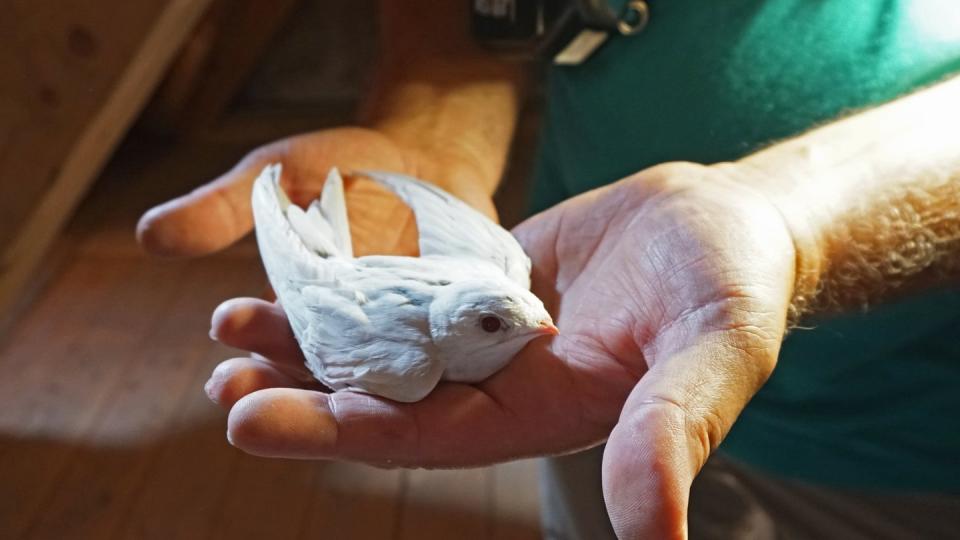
[0,0,214,324]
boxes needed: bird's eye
[480,316,502,333]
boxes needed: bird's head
[428,278,557,382]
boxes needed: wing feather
[317,168,353,257]
[252,164,349,337]
[251,164,329,284]
[358,170,532,288]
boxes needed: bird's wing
[298,283,445,403]
[252,164,357,337]
[358,170,532,289]
[252,164,329,283]
[284,166,354,258]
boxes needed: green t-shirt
[531,0,960,493]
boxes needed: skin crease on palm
[138,127,797,539]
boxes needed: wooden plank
[20,260,250,540]
[209,456,321,540]
[298,463,404,539]
[114,366,243,540]
[1,130,268,539]
[397,468,493,540]
[0,257,184,538]
[0,257,117,500]
[0,0,213,330]
[490,460,543,540]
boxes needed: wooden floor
[0,133,542,540]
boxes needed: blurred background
[0,1,543,538]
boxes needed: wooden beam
[0,0,213,325]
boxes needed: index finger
[136,150,275,257]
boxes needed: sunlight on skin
[201,161,794,539]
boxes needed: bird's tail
[251,164,353,282]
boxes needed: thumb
[136,147,280,257]
[601,327,782,539]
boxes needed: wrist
[357,121,503,221]
[711,160,825,321]
[359,67,523,209]
[726,76,960,317]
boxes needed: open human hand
[205,162,798,539]
[137,126,498,259]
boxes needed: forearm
[361,1,525,206]
[733,74,960,318]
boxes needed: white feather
[317,167,353,257]
[358,170,532,288]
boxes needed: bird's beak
[537,320,560,336]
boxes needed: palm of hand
[518,163,793,430]
[207,162,796,539]
[511,164,796,535]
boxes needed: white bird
[251,164,557,402]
